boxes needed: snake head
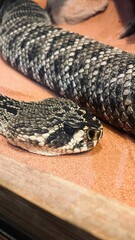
[6,98,103,156]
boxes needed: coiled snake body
[0,0,135,155]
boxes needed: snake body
[0,0,135,155]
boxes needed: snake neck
[0,94,22,114]
[0,94,21,135]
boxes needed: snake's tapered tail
[0,0,135,135]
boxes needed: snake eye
[64,123,76,135]
[87,129,96,140]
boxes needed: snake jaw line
[7,126,101,156]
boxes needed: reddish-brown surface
[0,0,135,207]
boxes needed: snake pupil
[87,129,96,140]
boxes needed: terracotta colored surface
[0,0,135,208]
[34,0,46,8]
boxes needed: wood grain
[0,235,9,240]
[0,155,135,240]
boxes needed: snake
[0,0,134,156]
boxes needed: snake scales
[0,0,135,155]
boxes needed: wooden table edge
[0,155,135,240]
